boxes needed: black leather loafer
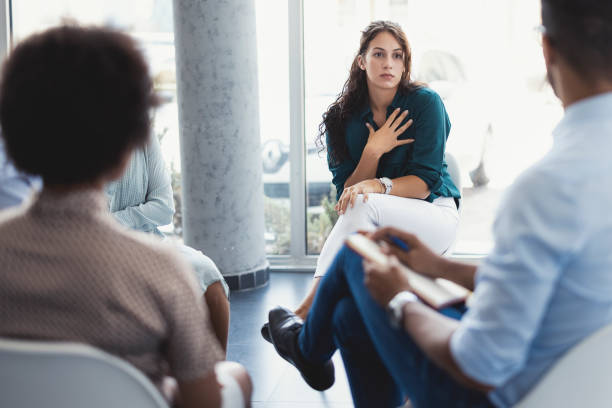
[268,306,334,391]
[260,322,272,343]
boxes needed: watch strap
[387,291,418,328]
[378,177,393,194]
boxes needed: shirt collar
[389,89,404,110]
[553,92,612,142]
[358,102,372,120]
[30,188,107,217]
[358,89,403,120]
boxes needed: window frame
[0,0,10,60]
[266,0,319,271]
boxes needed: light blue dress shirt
[450,92,612,407]
[0,138,42,209]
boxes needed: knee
[324,244,365,285]
[340,195,375,223]
[215,361,253,403]
[337,242,360,261]
[338,243,366,271]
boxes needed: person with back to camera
[0,25,251,408]
[264,0,612,407]
[261,20,461,341]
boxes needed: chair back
[516,322,612,408]
[0,338,168,408]
[441,152,462,256]
[445,152,462,209]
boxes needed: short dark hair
[542,0,612,82]
[0,25,159,185]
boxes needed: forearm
[388,175,430,200]
[435,258,478,291]
[112,199,174,230]
[344,144,381,188]
[402,302,492,392]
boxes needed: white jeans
[314,194,459,278]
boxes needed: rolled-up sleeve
[402,92,450,193]
[450,169,581,386]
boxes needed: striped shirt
[105,135,174,238]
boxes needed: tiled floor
[227,272,353,407]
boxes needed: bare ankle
[294,308,308,320]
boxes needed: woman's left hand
[335,179,384,215]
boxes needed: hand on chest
[346,113,416,165]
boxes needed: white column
[0,0,11,61]
[172,0,269,290]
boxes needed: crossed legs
[293,245,490,407]
[294,194,458,320]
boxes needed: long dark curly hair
[317,21,421,165]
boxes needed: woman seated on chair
[105,134,231,353]
[263,21,460,339]
[0,25,250,408]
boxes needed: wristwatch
[387,291,418,328]
[378,177,393,194]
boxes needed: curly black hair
[0,24,159,185]
[316,21,422,166]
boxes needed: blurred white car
[416,49,493,188]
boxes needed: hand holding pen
[371,220,410,252]
[369,226,443,279]
[370,220,410,251]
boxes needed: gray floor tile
[228,272,353,406]
[266,352,352,404]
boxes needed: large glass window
[12,0,182,235]
[10,0,562,263]
[12,0,292,254]
[304,0,562,255]
[256,0,291,255]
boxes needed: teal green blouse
[327,87,461,203]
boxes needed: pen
[370,220,410,251]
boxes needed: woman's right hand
[365,108,414,156]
